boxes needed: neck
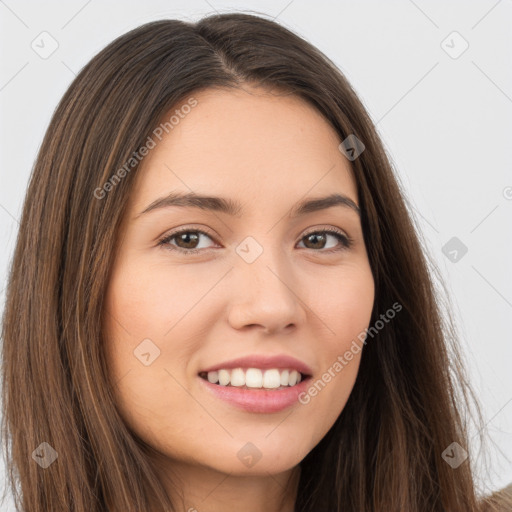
[149,458,301,512]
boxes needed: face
[103,85,375,477]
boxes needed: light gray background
[1,0,511,509]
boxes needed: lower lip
[198,375,311,413]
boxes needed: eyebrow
[136,191,360,219]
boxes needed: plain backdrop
[1,0,511,509]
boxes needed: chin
[200,436,308,476]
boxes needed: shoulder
[480,482,512,512]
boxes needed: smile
[199,367,307,390]
[198,368,312,413]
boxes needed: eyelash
[157,226,353,255]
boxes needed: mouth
[198,368,311,391]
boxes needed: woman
[1,12,510,512]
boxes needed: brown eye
[174,232,200,250]
[159,229,217,254]
[298,230,352,252]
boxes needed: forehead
[130,85,358,214]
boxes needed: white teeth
[207,370,218,384]
[203,367,305,389]
[218,369,230,386]
[230,368,245,387]
[245,368,262,388]
[263,369,281,389]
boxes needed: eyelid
[301,225,347,239]
[157,225,218,244]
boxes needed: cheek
[102,256,217,440]
[298,263,373,429]
[102,271,192,448]
[314,262,375,346]
[104,254,210,340]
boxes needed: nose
[226,242,306,334]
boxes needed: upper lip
[199,354,313,376]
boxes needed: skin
[103,84,375,512]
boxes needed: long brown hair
[1,12,510,512]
